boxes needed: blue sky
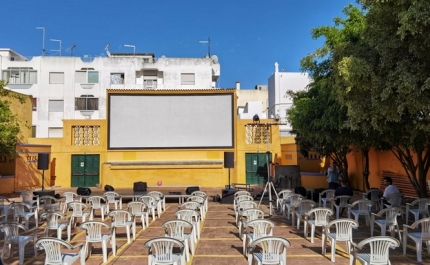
[2,0,354,89]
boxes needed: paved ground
[0,186,429,264]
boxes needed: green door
[71,154,100,187]
[245,153,270,185]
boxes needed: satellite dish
[211,55,218,64]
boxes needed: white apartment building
[0,49,220,138]
[268,62,311,136]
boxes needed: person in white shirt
[382,177,400,207]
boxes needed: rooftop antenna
[66,45,76,56]
[36,27,46,56]
[105,44,111,57]
[199,37,210,57]
[50,39,62,56]
[124,44,135,56]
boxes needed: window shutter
[49,72,64,84]
[181,73,195,85]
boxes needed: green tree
[0,80,26,157]
[335,1,430,197]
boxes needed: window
[75,95,98,110]
[32,98,37,111]
[48,100,64,112]
[144,79,157,89]
[49,72,64,84]
[75,69,99,84]
[181,73,195,85]
[110,73,124,84]
[2,68,37,84]
[48,127,63,138]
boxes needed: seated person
[381,177,400,206]
[334,178,353,205]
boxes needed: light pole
[50,39,62,56]
[36,27,46,56]
[124,44,135,55]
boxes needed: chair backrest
[306,207,333,226]
[40,212,66,229]
[179,201,200,211]
[144,237,184,264]
[373,207,403,226]
[278,189,293,198]
[127,201,148,215]
[162,219,193,239]
[333,195,352,207]
[0,196,11,207]
[139,196,156,207]
[80,221,111,241]
[0,222,28,241]
[20,191,34,202]
[147,191,164,199]
[234,195,253,205]
[62,192,79,204]
[295,199,314,213]
[39,195,58,210]
[249,236,291,264]
[409,198,430,213]
[326,219,358,241]
[355,236,399,264]
[104,192,120,202]
[87,196,106,207]
[409,217,430,240]
[239,208,265,222]
[67,201,88,217]
[244,219,275,239]
[36,237,76,264]
[349,199,372,212]
[175,209,201,223]
[320,189,336,200]
[234,191,251,198]
[386,193,403,207]
[365,189,382,201]
[287,194,304,206]
[10,202,32,215]
[108,209,133,225]
[236,201,258,213]
[190,191,207,198]
[186,195,205,204]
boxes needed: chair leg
[101,240,108,263]
[331,239,336,262]
[126,226,131,243]
[311,225,315,244]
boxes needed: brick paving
[0,186,429,264]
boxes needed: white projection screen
[108,93,234,149]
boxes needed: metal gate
[245,153,270,185]
[71,154,100,187]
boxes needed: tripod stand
[257,178,279,217]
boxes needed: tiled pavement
[1,187,429,264]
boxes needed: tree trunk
[362,148,370,191]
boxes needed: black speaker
[221,188,237,204]
[104,185,114,191]
[76,187,91,196]
[37,153,50,170]
[186,186,199,195]
[224,152,234,168]
[133,182,147,192]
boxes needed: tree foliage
[0,80,26,157]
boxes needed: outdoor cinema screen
[108,93,234,149]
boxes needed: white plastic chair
[380,192,403,209]
[322,218,358,262]
[0,222,37,265]
[238,208,265,238]
[36,237,85,265]
[319,189,335,208]
[178,201,205,223]
[148,191,166,213]
[175,209,201,243]
[348,199,373,226]
[19,191,39,209]
[103,192,122,212]
[282,194,303,220]
[0,196,12,222]
[234,195,254,213]
[10,202,38,229]
[87,196,107,220]
[39,195,61,213]
[402,217,430,262]
[139,195,160,220]
[242,219,275,257]
[370,207,403,240]
[304,207,333,243]
[144,237,185,265]
[127,201,149,229]
[80,221,115,263]
[292,199,314,229]
[162,219,194,262]
[235,200,259,226]
[362,188,382,211]
[350,236,399,265]
[108,209,135,243]
[186,195,206,220]
[61,192,81,212]
[190,191,208,211]
[247,236,291,265]
[330,195,352,219]
[40,212,70,241]
[234,190,251,198]
[67,201,90,229]
[405,198,430,224]
[276,189,294,211]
